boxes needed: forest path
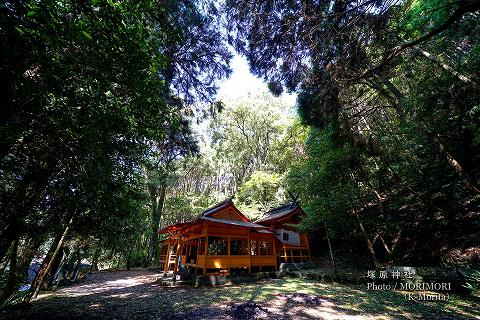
[1,269,478,320]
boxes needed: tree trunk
[324,222,336,272]
[430,134,480,193]
[145,185,167,267]
[0,224,19,263]
[24,218,72,303]
[126,250,131,270]
[71,248,82,282]
[90,244,101,273]
[415,46,480,90]
[46,246,65,289]
[370,72,480,194]
[354,210,381,271]
[2,238,19,302]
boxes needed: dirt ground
[1,268,478,320]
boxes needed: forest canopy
[1,0,479,305]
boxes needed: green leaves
[0,0,231,280]
[237,171,283,214]
[81,31,92,40]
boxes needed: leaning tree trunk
[370,71,480,194]
[430,134,480,194]
[145,185,166,267]
[45,246,65,289]
[71,247,82,282]
[324,222,337,272]
[0,223,20,263]
[415,46,480,90]
[1,238,19,302]
[24,218,72,303]
[90,244,101,273]
[354,210,381,271]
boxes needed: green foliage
[226,0,480,267]
[236,171,283,217]
[286,127,361,236]
[463,270,480,293]
[0,0,231,297]
[210,89,292,188]
[161,192,213,227]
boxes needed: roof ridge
[255,202,300,223]
[264,202,297,215]
[201,198,233,217]
[200,216,268,228]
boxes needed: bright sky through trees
[192,54,297,151]
[217,55,296,107]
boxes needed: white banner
[275,229,300,245]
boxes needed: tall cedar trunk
[15,235,46,290]
[0,224,18,263]
[25,218,72,303]
[324,222,336,272]
[145,185,166,267]
[354,210,381,271]
[126,250,131,270]
[415,46,480,89]
[71,248,82,282]
[45,246,65,289]
[90,244,101,273]
[2,238,19,302]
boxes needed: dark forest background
[1,0,479,304]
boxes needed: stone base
[192,271,279,287]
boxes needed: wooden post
[163,242,171,273]
[172,237,181,284]
[247,230,251,273]
[272,239,278,271]
[203,229,208,275]
[227,237,231,275]
[195,237,200,274]
[306,235,311,261]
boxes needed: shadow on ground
[1,269,478,320]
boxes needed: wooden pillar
[272,238,278,271]
[194,237,200,275]
[203,228,208,275]
[172,237,181,284]
[163,241,171,273]
[306,235,311,261]
[227,237,231,275]
[247,230,251,273]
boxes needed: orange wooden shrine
[158,199,311,275]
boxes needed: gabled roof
[158,221,191,234]
[159,199,255,234]
[201,198,232,216]
[255,202,303,224]
[158,216,268,234]
[200,216,268,229]
[200,198,250,222]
